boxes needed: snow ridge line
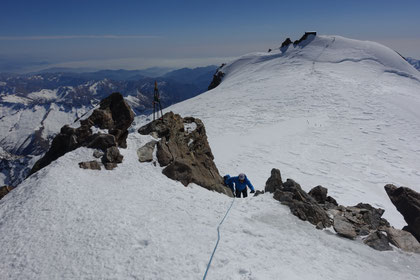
[202,197,235,280]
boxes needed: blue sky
[1,0,419,72]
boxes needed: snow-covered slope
[1,35,420,279]
[171,35,420,229]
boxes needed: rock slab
[137,141,158,162]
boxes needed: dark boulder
[264,168,283,193]
[138,112,232,196]
[363,231,392,251]
[29,92,133,175]
[0,186,14,200]
[79,161,101,170]
[384,184,420,242]
[308,185,328,204]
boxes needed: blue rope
[202,197,235,280]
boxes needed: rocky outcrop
[264,168,283,193]
[0,186,14,200]
[384,184,420,242]
[265,168,420,253]
[138,112,232,196]
[208,64,226,90]
[268,172,331,229]
[29,93,133,175]
[80,92,134,148]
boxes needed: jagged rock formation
[29,92,133,175]
[208,64,226,90]
[280,38,292,49]
[0,186,13,200]
[265,168,420,253]
[264,168,283,193]
[385,184,420,242]
[138,112,232,196]
[293,31,317,46]
[266,171,331,229]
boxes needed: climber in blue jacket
[224,173,255,198]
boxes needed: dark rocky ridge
[29,92,134,175]
[138,112,232,196]
[264,168,420,253]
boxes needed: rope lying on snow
[202,197,236,280]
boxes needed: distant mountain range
[406,57,420,71]
[0,66,217,186]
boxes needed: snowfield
[1,35,420,279]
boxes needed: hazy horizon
[1,0,419,73]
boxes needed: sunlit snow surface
[1,35,420,279]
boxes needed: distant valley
[0,66,217,186]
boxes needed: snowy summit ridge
[1,34,420,279]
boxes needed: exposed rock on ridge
[29,92,134,175]
[264,168,420,253]
[138,112,232,196]
[208,64,226,90]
